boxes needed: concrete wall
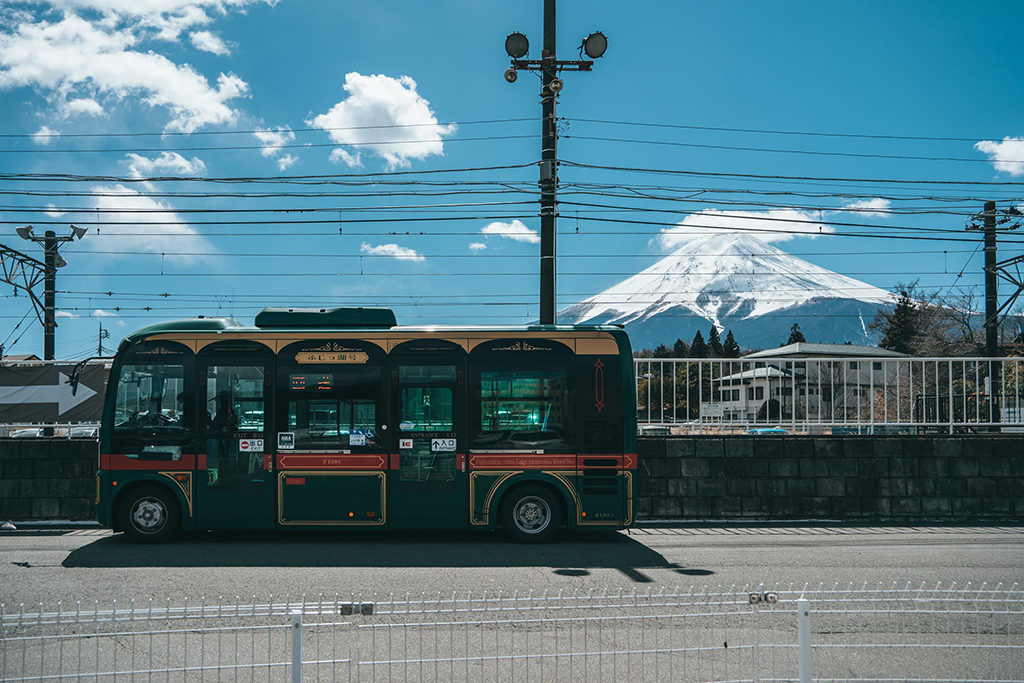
[0,438,97,520]
[2,436,1023,522]
[638,436,1024,521]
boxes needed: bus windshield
[114,363,187,433]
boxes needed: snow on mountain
[560,233,894,350]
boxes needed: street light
[15,225,34,241]
[504,32,529,59]
[582,31,607,59]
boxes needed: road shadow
[62,530,694,581]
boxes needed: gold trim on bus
[468,471,521,526]
[277,471,386,526]
[158,471,193,516]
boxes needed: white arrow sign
[0,372,98,416]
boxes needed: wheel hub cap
[514,497,550,533]
[132,499,165,532]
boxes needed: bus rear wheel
[500,486,561,543]
[119,485,179,544]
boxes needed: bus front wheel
[118,485,180,544]
[500,486,562,543]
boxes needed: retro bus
[94,307,637,543]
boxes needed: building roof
[1,354,41,362]
[743,342,907,360]
[715,366,791,382]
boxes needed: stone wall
[2,437,1023,522]
[638,436,1024,521]
[0,438,97,520]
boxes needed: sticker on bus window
[399,421,415,431]
[239,438,264,452]
[399,438,413,449]
[278,432,295,450]
[349,430,366,446]
[431,438,456,452]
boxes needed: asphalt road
[2,525,1022,609]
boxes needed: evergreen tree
[690,330,708,358]
[723,330,741,358]
[786,323,807,345]
[653,343,673,358]
[874,282,921,355]
[672,337,690,357]
[708,326,724,357]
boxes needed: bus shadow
[63,530,685,578]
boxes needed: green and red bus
[94,307,637,543]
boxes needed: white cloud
[276,153,298,170]
[125,151,206,178]
[975,138,1024,176]
[480,219,539,244]
[89,184,215,261]
[55,310,79,318]
[45,204,66,217]
[0,13,250,132]
[43,1,274,42]
[63,97,104,117]
[839,198,891,218]
[189,30,230,55]
[468,242,487,251]
[656,208,835,248]
[309,72,456,169]
[360,242,425,262]
[116,320,127,327]
[31,125,59,144]
[92,309,118,317]
[253,126,295,157]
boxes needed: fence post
[797,598,811,683]
[290,609,303,683]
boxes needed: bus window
[475,371,573,451]
[282,366,382,451]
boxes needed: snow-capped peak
[561,233,891,330]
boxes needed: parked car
[8,428,43,438]
[748,427,788,435]
[68,426,99,438]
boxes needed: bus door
[388,341,467,530]
[195,342,275,530]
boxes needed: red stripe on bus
[100,454,196,471]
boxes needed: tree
[708,326,723,357]
[690,330,708,358]
[723,330,741,358]
[873,281,922,354]
[672,337,690,357]
[786,323,806,345]
[653,343,673,358]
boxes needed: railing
[3,583,1022,682]
[635,357,1024,434]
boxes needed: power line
[0,118,533,140]
[0,134,539,155]
[560,134,1019,164]
[567,117,1000,143]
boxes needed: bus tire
[500,485,562,543]
[118,485,180,544]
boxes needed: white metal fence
[3,582,1022,682]
[635,357,1024,434]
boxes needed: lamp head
[15,225,35,241]
[504,31,529,59]
[582,31,608,59]
[70,225,88,240]
[504,68,518,84]
[54,253,68,269]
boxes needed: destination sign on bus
[290,374,333,390]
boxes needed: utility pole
[98,323,110,356]
[44,230,57,361]
[539,0,557,326]
[983,201,998,358]
[503,9,607,325]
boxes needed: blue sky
[1,0,1023,358]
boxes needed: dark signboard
[0,364,106,423]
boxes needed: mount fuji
[559,233,895,351]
